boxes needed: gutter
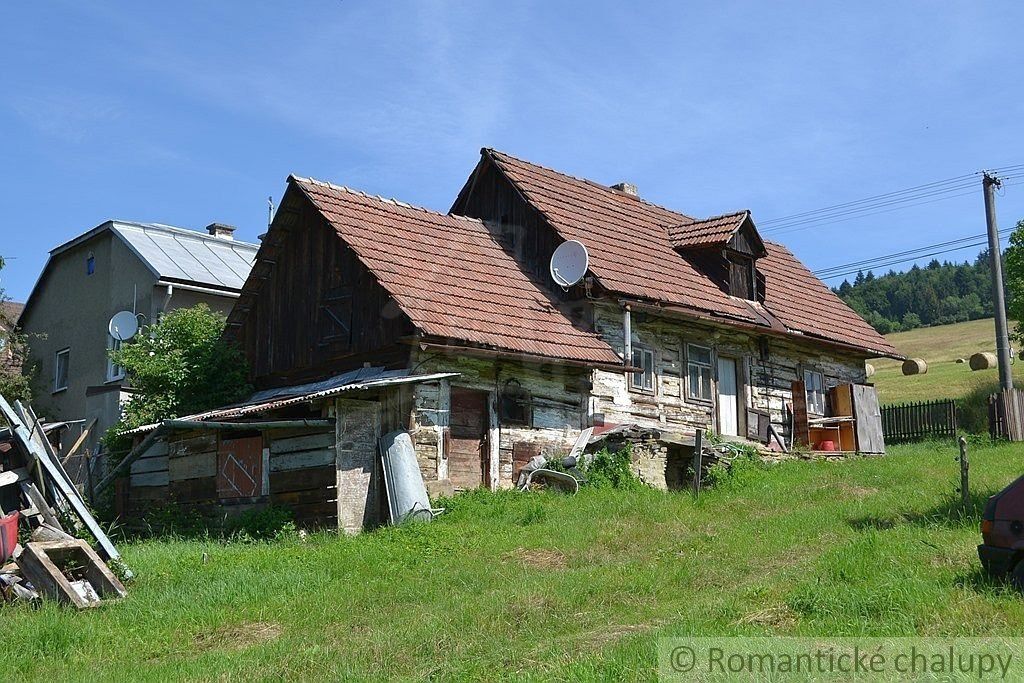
[157,280,242,300]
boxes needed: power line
[817,233,1011,282]
[759,164,1024,234]
[814,228,1014,276]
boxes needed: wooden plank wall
[267,428,337,528]
[235,188,416,389]
[126,424,339,529]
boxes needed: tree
[0,256,31,404]
[103,304,251,451]
[1003,219,1024,345]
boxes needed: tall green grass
[5,440,1024,681]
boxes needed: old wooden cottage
[119,149,899,532]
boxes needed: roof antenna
[267,196,275,229]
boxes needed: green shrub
[957,378,1000,435]
[223,505,297,542]
[580,444,642,490]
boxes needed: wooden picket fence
[880,398,958,443]
[989,387,1024,441]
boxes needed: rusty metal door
[217,434,266,499]
[448,388,488,490]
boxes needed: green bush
[579,444,642,490]
[957,379,1000,435]
[223,505,297,542]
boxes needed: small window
[804,369,826,415]
[86,253,95,275]
[686,344,713,402]
[106,335,125,382]
[54,348,70,392]
[629,347,655,393]
[499,379,531,426]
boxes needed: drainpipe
[161,283,174,321]
[623,304,632,365]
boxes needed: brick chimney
[611,182,638,197]
[205,223,236,240]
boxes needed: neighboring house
[120,149,899,533]
[18,221,258,452]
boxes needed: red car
[979,475,1024,587]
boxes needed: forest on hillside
[832,250,1001,334]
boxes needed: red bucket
[0,511,19,563]
[816,440,837,452]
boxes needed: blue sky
[3,1,1024,301]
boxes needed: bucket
[816,440,837,452]
[0,511,19,563]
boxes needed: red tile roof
[290,176,622,366]
[481,149,898,358]
[667,210,749,249]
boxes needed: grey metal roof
[123,368,460,435]
[109,221,258,290]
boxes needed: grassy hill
[871,318,1024,405]
[6,441,1024,680]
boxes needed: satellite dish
[108,311,139,341]
[550,240,589,288]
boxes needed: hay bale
[902,358,927,376]
[955,358,966,364]
[864,363,875,378]
[969,352,997,371]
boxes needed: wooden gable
[227,187,415,389]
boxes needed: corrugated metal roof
[109,221,258,290]
[124,368,459,435]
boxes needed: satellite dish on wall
[108,311,139,341]
[550,240,589,288]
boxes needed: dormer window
[668,210,767,302]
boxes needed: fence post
[958,436,970,512]
[692,430,703,498]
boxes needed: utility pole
[983,172,1013,391]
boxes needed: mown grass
[7,441,1024,681]
[872,318,1024,404]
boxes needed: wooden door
[717,357,739,436]
[448,388,489,490]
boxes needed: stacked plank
[0,394,127,609]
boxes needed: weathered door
[448,388,489,490]
[852,384,885,453]
[717,357,739,436]
[216,434,266,499]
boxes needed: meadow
[871,318,1024,406]
[6,440,1024,681]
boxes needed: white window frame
[106,335,125,382]
[629,346,656,394]
[804,368,826,415]
[686,343,714,404]
[54,348,70,393]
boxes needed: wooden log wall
[591,302,868,438]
